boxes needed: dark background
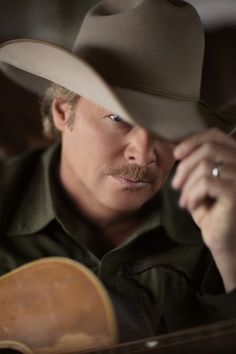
[0,0,235,156]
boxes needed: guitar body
[1,257,236,354]
[0,257,117,353]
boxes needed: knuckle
[208,127,220,135]
[207,127,224,139]
[204,127,227,144]
[202,142,215,156]
[208,127,232,142]
[199,160,210,174]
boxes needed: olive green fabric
[0,144,236,335]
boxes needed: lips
[113,175,149,189]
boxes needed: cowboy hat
[0,0,232,140]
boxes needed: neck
[99,213,143,246]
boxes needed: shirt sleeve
[198,261,236,320]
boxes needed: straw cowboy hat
[0,0,232,140]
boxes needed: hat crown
[74,0,204,99]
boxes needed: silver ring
[212,162,222,178]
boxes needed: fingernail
[171,165,182,189]
[179,195,185,208]
[171,175,180,189]
[174,144,186,159]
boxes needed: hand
[172,128,236,291]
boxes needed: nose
[124,126,157,166]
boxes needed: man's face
[58,97,176,216]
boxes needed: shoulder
[0,149,40,175]
[0,144,56,232]
[0,143,59,183]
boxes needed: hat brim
[0,39,232,140]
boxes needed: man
[0,0,235,339]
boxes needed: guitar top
[0,257,117,353]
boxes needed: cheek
[158,145,176,182]
[84,133,120,164]
[67,128,121,174]
[164,153,175,174]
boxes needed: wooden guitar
[0,257,117,353]
[0,257,236,354]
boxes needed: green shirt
[0,144,235,336]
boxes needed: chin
[103,194,153,213]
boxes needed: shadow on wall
[0,0,99,47]
[0,70,47,157]
[201,25,236,125]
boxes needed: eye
[108,114,125,123]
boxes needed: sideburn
[66,96,80,131]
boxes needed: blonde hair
[40,83,79,140]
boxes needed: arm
[172,128,236,292]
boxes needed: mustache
[107,164,159,184]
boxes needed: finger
[180,176,235,212]
[174,128,236,160]
[172,142,236,189]
[179,160,236,207]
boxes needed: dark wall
[0,0,98,156]
[202,25,236,123]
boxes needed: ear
[52,98,71,132]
